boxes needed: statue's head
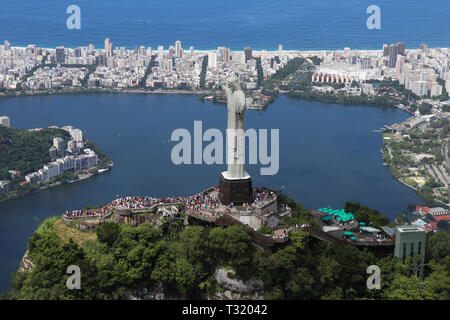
[226,74,240,91]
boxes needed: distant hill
[0,126,71,180]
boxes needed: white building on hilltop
[0,116,10,128]
[62,126,83,142]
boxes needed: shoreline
[0,88,210,98]
[389,170,449,209]
[1,87,441,207]
[10,44,450,52]
[0,165,113,205]
[381,131,450,209]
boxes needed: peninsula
[0,120,113,202]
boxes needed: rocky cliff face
[15,252,264,300]
[209,268,264,300]
[18,251,34,273]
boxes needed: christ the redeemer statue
[218,74,253,205]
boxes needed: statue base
[218,172,253,205]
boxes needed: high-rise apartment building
[208,51,217,68]
[244,47,252,62]
[224,47,231,63]
[98,52,107,66]
[56,46,66,63]
[388,44,399,68]
[105,38,113,57]
[396,55,405,77]
[0,116,10,128]
[53,137,64,152]
[175,40,182,58]
[157,46,164,61]
[397,42,405,55]
[360,58,371,70]
[383,44,389,57]
[411,80,430,96]
[217,46,231,63]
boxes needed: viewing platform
[62,188,393,250]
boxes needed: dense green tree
[426,232,450,262]
[419,102,432,115]
[209,225,256,279]
[96,222,120,246]
[5,199,450,301]
[383,275,434,299]
[5,229,98,299]
[344,201,390,228]
[0,127,71,179]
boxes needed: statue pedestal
[218,172,253,205]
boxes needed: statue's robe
[226,89,246,179]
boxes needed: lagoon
[0,93,421,294]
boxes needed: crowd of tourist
[335,219,357,228]
[353,231,390,243]
[64,195,186,219]
[64,207,109,218]
[252,188,276,207]
[63,186,279,220]
[63,187,222,219]
[185,187,221,216]
[111,195,184,209]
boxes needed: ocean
[0,0,449,50]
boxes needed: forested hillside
[0,126,71,180]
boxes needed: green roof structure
[317,207,355,222]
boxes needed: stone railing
[63,212,108,221]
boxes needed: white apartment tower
[208,51,217,69]
[175,40,182,58]
[53,137,64,153]
[0,116,10,128]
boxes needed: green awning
[344,231,353,235]
[318,207,354,221]
[350,237,357,240]
[359,222,367,226]
[321,215,332,221]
